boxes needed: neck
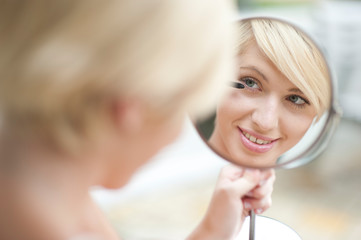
[0,133,119,240]
[0,134,97,188]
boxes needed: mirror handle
[249,210,256,240]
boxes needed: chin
[102,179,129,189]
[100,171,135,189]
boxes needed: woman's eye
[241,77,260,89]
[288,95,307,105]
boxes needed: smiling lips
[239,128,278,153]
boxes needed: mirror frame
[194,16,342,169]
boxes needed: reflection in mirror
[195,17,339,169]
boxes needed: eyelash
[285,95,310,109]
[237,76,311,109]
[239,77,261,92]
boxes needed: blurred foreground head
[0,0,236,152]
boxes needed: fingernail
[244,168,258,177]
[244,168,253,174]
[255,208,263,214]
[244,202,252,210]
[246,191,254,197]
[259,180,266,186]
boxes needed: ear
[111,98,146,134]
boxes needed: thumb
[232,169,261,196]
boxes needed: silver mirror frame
[194,16,342,170]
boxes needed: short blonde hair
[238,18,330,119]
[0,0,236,150]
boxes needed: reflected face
[209,42,317,166]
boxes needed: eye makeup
[288,95,309,105]
[234,70,312,111]
[286,94,310,110]
[231,81,245,89]
[240,77,262,91]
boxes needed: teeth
[243,131,271,145]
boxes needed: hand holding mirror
[193,17,341,239]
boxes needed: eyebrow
[240,66,306,95]
[239,66,268,82]
[288,88,305,95]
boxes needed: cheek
[217,95,251,125]
[155,114,185,150]
[282,113,315,148]
[163,119,183,144]
[136,115,184,165]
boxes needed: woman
[0,1,274,240]
[209,18,331,167]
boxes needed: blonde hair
[238,18,330,119]
[0,0,236,151]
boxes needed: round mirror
[194,17,341,169]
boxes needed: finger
[219,164,244,181]
[231,169,261,196]
[256,169,275,188]
[243,194,272,214]
[245,169,275,198]
[260,169,276,182]
[246,177,274,199]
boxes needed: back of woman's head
[0,0,236,151]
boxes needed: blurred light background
[92,1,361,239]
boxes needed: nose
[251,97,279,132]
